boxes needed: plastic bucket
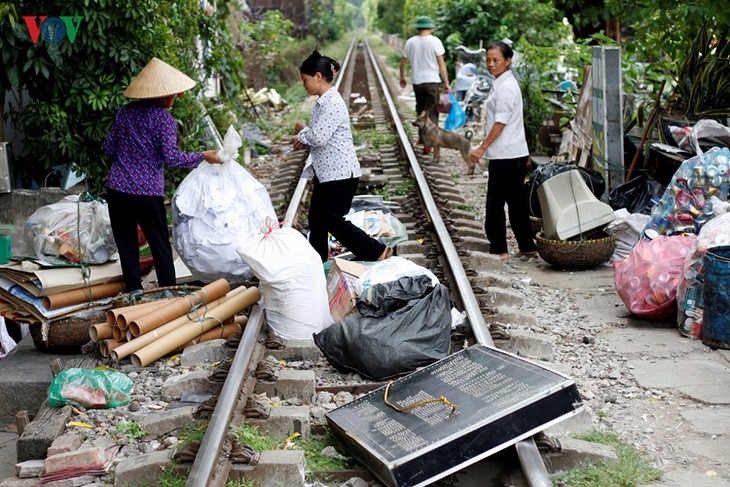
[702,246,730,349]
[0,235,10,264]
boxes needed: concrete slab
[641,470,730,487]
[629,358,730,404]
[599,325,703,356]
[0,336,85,421]
[0,431,18,483]
[680,407,730,435]
[685,437,730,465]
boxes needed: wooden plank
[16,402,73,462]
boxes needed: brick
[15,459,44,478]
[254,369,315,403]
[160,369,222,402]
[229,450,305,487]
[249,406,311,440]
[113,450,174,487]
[43,476,97,487]
[47,433,82,457]
[16,403,73,462]
[137,406,198,438]
[44,447,105,475]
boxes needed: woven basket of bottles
[30,307,109,354]
[535,231,616,270]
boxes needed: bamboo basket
[30,307,109,354]
[529,216,543,237]
[535,231,616,270]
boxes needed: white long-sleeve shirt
[484,70,529,159]
[297,87,361,182]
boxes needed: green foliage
[2,0,245,194]
[375,0,405,35]
[158,465,187,487]
[554,430,661,487]
[114,421,146,442]
[302,431,359,472]
[177,422,207,450]
[231,423,279,451]
[238,10,296,87]
[306,0,341,43]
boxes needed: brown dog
[413,111,476,174]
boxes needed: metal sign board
[591,46,624,193]
[326,345,583,487]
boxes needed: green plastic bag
[48,368,133,408]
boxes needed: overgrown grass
[155,466,255,487]
[231,423,280,451]
[553,431,661,487]
[353,128,397,150]
[177,422,207,450]
[114,421,146,442]
[370,178,415,200]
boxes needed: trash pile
[611,120,730,349]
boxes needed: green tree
[1,0,244,195]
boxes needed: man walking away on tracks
[400,16,451,154]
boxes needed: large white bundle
[173,126,276,282]
[237,226,332,340]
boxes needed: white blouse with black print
[297,87,362,183]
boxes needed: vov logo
[22,16,84,45]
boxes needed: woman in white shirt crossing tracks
[293,50,392,263]
[468,41,538,260]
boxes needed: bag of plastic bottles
[642,147,730,238]
[613,234,696,320]
[677,212,730,338]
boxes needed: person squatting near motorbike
[104,58,222,295]
[399,16,451,154]
[468,41,538,260]
[292,50,392,263]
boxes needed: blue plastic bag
[443,93,465,130]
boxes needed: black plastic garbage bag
[608,173,665,214]
[527,163,606,217]
[313,275,452,381]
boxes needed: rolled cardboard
[234,315,249,327]
[43,281,127,310]
[111,325,125,343]
[131,286,260,367]
[89,322,113,341]
[172,322,243,353]
[106,299,171,326]
[116,298,175,330]
[110,291,239,362]
[129,279,230,337]
[99,338,124,357]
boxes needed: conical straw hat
[123,58,197,99]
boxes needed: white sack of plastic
[237,226,333,340]
[173,126,277,282]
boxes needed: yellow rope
[383,381,457,417]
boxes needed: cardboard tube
[89,322,113,341]
[116,298,174,330]
[234,315,249,327]
[100,338,124,357]
[110,291,239,362]
[132,287,260,367]
[43,281,127,310]
[106,299,171,326]
[129,279,230,337]
[111,325,125,343]
[172,322,243,353]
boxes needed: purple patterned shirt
[104,100,204,196]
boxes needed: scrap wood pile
[238,87,286,110]
[90,278,260,367]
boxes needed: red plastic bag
[613,235,696,320]
[436,92,452,114]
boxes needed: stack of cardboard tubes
[88,278,260,367]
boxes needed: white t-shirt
[402,35,445,85]
[484,70,529,159]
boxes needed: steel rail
[362,35,494,347]
[283,36,358,228]
[362,35,553,487]
[185,304,264,487]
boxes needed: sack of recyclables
[173,126,277,282]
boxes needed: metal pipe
[185,304,264,487]
[515,438,553,487]
[363,36,494,347]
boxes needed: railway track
[184,33,564,487]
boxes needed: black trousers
[308,177,385,262]
[414,82,441,142]
[106,188,176,291]
[485,156,537,254]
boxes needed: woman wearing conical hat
[103,58,221,295]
